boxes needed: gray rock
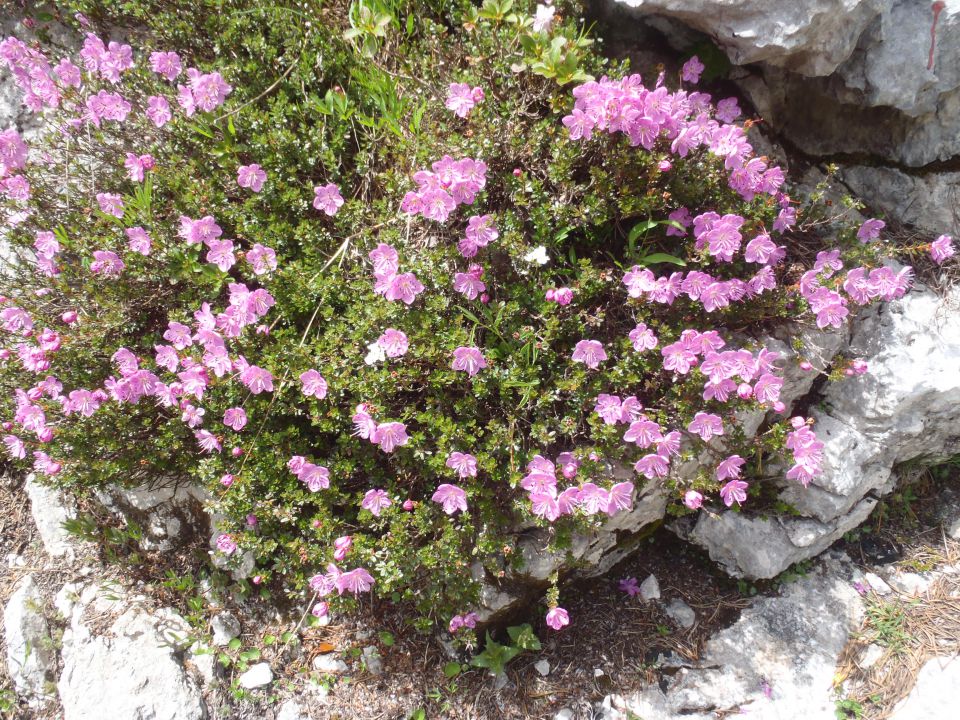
[534,659,551,676]
[4,575,56,703]
[639,574,661,602]
[615,559,863,718]
[312,655,349,674]
[864,572,892,595]
[665,599,696,629]
[890,656,960,720]
[238,662,273,689]
[276,700,304,720]
[949,516,960,541]
[58,603,206,720]
[554,710,575,720]
[859,643,885,670]
[885,571,932,596]
[211,612,241,646]
[690,498,876,579]
[25,473,77,559]
[840,166,960,238]
[614,0,884,77]
[361,645,383,676]
[96,481,208,553]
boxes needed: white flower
[524,245,549,265]
[533,4,555,33]
[364,341,386,366]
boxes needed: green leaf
[627,219,657,244]
[638,253,687,267]
[378,631,395,647]
[263,634,276,646]
[442,661,462,679]
[505,624,541,651]
[227,638,242,651]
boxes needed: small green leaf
[227,638,242,651]
[638,253,687,267]
[443,661,462,678]
[263,634,276,646]
[378,631,395,647]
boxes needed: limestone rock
[276,700,305,720]
[58,598,207,720]
[639,574,661,602]
[312,655,349,674]
[614,558,863,718]
[211,612,241,646]
[238,662,273,689]
[690,498,875,579]
[4,575,56,703]
[24,473,78,559]
[614,0,886,77]
[890,656,960,720]
[665,599,695,629]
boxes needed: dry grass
[836,531,960,719]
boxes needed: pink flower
[299,369,328,399]
[931,234,954,265]
[464,214,498,249]
[384,273,425,305]
[215,533,237,555]
[454,266,486,300]
[3,435,26,460]
[594,394,623,426]
[240,365,273,394]
[719,478,749,507]
[149,51,182,81]
[634,453,669,479]
[96,192,124,218]
[298,463,330,492]
[313,183,344,216]
[571,340,607,369]
[451,346,486,376]
[223,407,247,431]
[716,454,746,482]
[446,451,478,479]
[335,568,375,595]
[125,227,151,255]
[681,55,705,83]
[683,490,703,510]
[432,483,468,514]
[857,218,885,243]
[369,244,399,276]
[206,239,236,271]
[606,481,635,515]
[445,83,484,118]
[146,96,172,127]
[619,577,641,597]
[195,429,221,453]
[624,417,663,448]
[533,4,556,32]
[312,602,329,618]
[377,328,409,357]
[688,412,724,442]
[372,421,408,452]
[629,323,658,352]
[90,250,124,277]
[333,535,353,561]
[361,489,392,516]
[237,163,267,192]
[545,607,569,631]
[245,244,277,275]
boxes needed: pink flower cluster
[309,563,375,596]
[520,453,634,522]
[177,68,232,116]
[400,156,487,222]
[785,417,824,486]
[563,75,785,202]
[287,455,331,492]
[622,263,776,313]
[459,214,498,258]
[351,404,409,453]
[445,83,484,118]
[369,243,425,305]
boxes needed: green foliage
[470,624,540,675]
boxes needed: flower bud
[62,310,78,324]
[220,474,234,487]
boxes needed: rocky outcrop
[24,473,79,559]
[600,552,865,718]
[613,0,960,167]
[4,575,56,704]
[57,584,207,720]
[690,280,960,579]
